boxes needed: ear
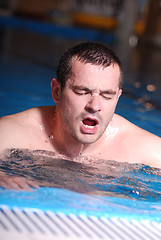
[118,89,122,98]
[51,78,61,103]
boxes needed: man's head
[51,42,123,146]
[56,42,123,91]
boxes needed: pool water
[1,22,161,222]
[1,148,161,203]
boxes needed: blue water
[1,187,161,221]
[1,53,161,221]
[1,20,161,221]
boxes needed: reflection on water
[1,148,161,202]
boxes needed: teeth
[84,124,95,129]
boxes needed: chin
[77,135,100,145]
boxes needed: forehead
[68,59,121,89]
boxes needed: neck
[51,117,86,159]
[53,137,85,159]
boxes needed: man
[0,42,161,190]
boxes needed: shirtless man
[0,42,161,190]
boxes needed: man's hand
[0,173,39,191]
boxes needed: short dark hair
[56,42,123,90]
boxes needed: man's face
[57,59,122,145]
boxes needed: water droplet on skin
[40,124,45,131]
[49,135,54,140]
[106,125,119,140]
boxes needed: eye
[74,90,85,95]
[73,88,90,95]
[100,93,113,100]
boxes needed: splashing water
[1,148,161,202]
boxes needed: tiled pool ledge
[1,205,161,240]
[0,15,115,43]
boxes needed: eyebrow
[70,85,117,95]
[100,89,117,95]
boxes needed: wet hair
[56,42,123,90]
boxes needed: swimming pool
[1,17,161,239]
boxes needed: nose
[85,94,101,113]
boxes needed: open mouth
[82,118,98,129]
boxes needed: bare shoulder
[114,114,161,167]
[0,109,35,151]
[0,107,39,129]
[0,106,56,152]
[115,114,160,141]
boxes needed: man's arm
[0,115,25,151]
[126,122,161,168]
[0,149,40,190]
[0,172,39,190]
[0,116,39,190]
[116,115,161,168]
[141,133,161,169]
